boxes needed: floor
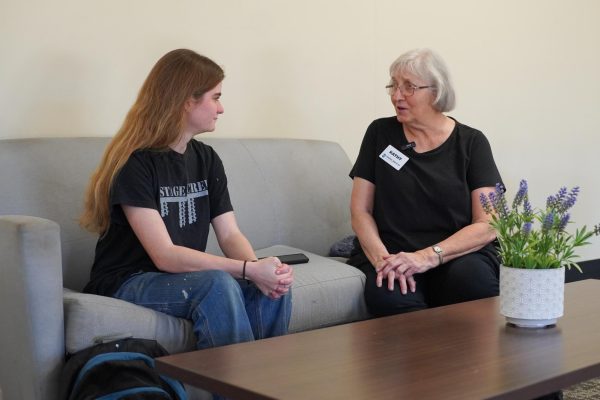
[564,377,600,399]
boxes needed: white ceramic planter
[499,265,565,328]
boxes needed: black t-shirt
[350,116,502,254]
[84,139,233,296]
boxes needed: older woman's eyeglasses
[385,81,433,97]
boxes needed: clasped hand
[251,257,294,299]
[375,251,429,293]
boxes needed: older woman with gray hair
[348,48,502,317]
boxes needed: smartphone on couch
[260,253,309,265]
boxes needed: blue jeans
[114,270,292,350]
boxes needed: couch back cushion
[0,137,353,291]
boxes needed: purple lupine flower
[490,183,503,211]
[512,179,528,209]
[556,186,567,204]
[546,194,557,210]
[488,191,498,213]
[558,213,570,231]
[521,221,533,236]
[523,198,533,219]
[480,192,493,214]
[542,211,555,233]
[560,186,580,212]
[493,183,509,218]
[546,186,567,211]
[499,195,510,218]
[495,182,506,196]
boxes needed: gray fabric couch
[0,137,369,400]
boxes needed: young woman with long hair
[81,49,293,351]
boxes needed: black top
[84,140,233,296]
[350,116,502,254]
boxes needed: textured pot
[499,265,565,328]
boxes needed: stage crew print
[159,180,208,227]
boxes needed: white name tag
[379,145,409,171]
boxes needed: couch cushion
[63,289,196,355]
[256,245,369,332]
[204,139,353,257]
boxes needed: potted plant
[480,180,599,328]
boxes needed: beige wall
[2,0,600,259]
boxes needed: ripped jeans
[113,270,292,349]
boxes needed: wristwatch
[432,245,444,266]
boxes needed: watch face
[433,246,442,253]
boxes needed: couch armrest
[0,216,65,400]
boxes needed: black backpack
[59,337,188,400]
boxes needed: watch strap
[432,245,444,266]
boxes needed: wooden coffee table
[156,280,600,399]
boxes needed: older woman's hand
[376,268,416,294]
[379,251,431,276]
[375,250,434,292]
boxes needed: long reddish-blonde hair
[80,49,224,234]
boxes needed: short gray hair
[389,48,456,112]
